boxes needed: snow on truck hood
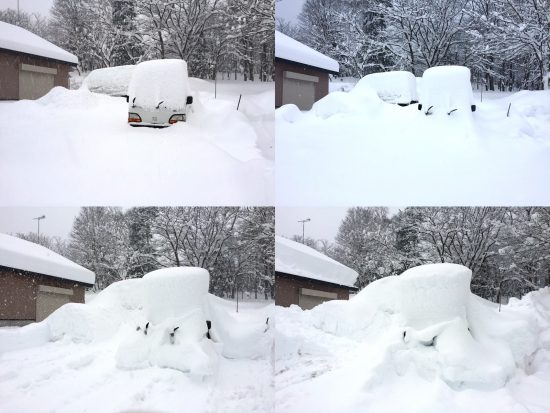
[0,21,78,64]
[127,59,191,109]
[0,233,95,285]
[275,235,358,287]
[275,30,339,73]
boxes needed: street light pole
[298,218,311,244]
[33,215,46,243]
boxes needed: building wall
[275,272,350,308]
[275,59,329,108]
[0,266,86,323]
[0,50,72,100]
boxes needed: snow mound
[312,91,364,119]
[275,30,339,73]
[420,66,475,114]
[0,21,78,64]
[275,104,302,123]
[358,71,418,105]
[309,263,546,390]
[128,59,191,110]
[275,236,358,287]
[36,86,108,109]
[0,232,94,285]
[82,65,135,96]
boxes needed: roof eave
[275,270,358,291]
[0,47,79,66]
[275,57,340,76]
[0,264,95,288]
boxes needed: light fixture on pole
[33,215,46,242]
[298,218,311,244]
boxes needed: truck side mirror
[186,96,193,105]
[123,95,129,103]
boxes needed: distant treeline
[277,0,550,90]
[17,207,275,299]
[294,207,550,302]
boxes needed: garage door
[36,285,73,322]
[298,288,337,310]
[19,64,56,100]
[282,71,318,110]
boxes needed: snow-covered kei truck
[356,70,418,106]
[418,66,477,115]
[127,59,194,127]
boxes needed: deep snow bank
[303,264,546,390]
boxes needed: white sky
[0,0,53,16]
[0,207,80,240]
[276,0,306,23]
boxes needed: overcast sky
[276,207,349,242]
[276,207,403,243]
[276,0,306,23]
[0,0,53,16]
[0,207,79,240]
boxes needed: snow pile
[0,81,273,205]
[309,264,540,390]
[128,59,191,110]
[419,66,475,114]
[276,85,550,205]
[275,30,339,73]
[36,86,108,109]
[357,71,418,105]
[0,21,78,64]
[275,264,550,413]
[207,295,272,359]
[0,232,95,285]
[276,236,358,287]
[82,65,135,96]
[275,103,302,123]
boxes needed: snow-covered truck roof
[128,59,191,110]
[275,31,339,74]
[0,21,78,65]
[275,236,357,288]
[83,65,135,96]
[357,71,418,105]
[0,233,95,285]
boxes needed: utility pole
[298,218,311,244]
[33,215,46,243]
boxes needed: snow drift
[300,264,545,390]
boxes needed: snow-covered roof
[275,236,357,288]
[275,31,339,73]
[0,233,95,285]
[128,59,190,109]
[0,21,78,64]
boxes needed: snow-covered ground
[275,264,550,413]
[0,268,274,413]
[277,79,550,205]
[0,79,273,205]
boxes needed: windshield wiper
[156,100,164,109]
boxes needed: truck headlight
[169,114,186,124]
